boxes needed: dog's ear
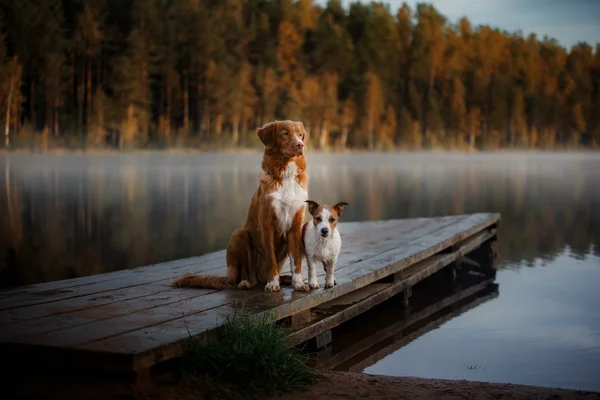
[257,121,277,150]
[305,200,320,216]
[333,202,349,217]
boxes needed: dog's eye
[281,131,288,136]
[329,218,336,223]
[315,217,322,222]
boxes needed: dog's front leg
[307,256,319,289]
[263,229,281,293]
[324,255,338,289]
[287,209,309,292]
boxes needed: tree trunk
[45,96,52,136]
[86,57,93,136]
[183,73,189,134]
[339,126,348,149]
[30,81,36,129]
[201,97,210,136]
[231,113,240,145]
[367,112,375,150]
[77,56,85,137]
[241,113,249,145]
[215,112,223,136]
[53,97,59,137]
[319,117,329,150]
[166,84,172,142]
[4,59,18,148]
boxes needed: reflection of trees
[0,154,598,288]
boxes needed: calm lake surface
[1,152,599,391]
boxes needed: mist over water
[1,151,599,391]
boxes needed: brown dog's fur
[172,120,310,292]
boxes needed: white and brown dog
[172,120,310,292]
[302,200,349,289]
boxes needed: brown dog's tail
[170,274,231,290]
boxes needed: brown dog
[171,120,310,292]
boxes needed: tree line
[1,0,599,151]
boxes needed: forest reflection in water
[0,152,598,288]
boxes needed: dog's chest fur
[304,226,341,262]
[269,161,307,236]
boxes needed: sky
[327,0,600,50]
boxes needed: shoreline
[1,147,599,156]
[267,371,599,400]
[8,368,599,400]
[139,371,600,400]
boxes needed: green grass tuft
[181,312,316,398]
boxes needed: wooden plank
[10,291,235,347]
[319,279,496,369]
[345,289,499,372]
[0,288,220,341]
[0,250,226,298]
[0,253,227,311]
[320,284,391,308]
[74,214,498,371]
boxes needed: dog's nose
[321,227,329,236]
[296,142,304,150]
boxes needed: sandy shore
[264,371,600,400]
[140,371,599,400]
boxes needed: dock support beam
[314,330,332,350]
[399,287,412,308]
[134,367,151,391]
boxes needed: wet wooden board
[0,213,500,374]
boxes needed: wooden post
[134,367,151,391]
[399,287,412,308]
[468,237,498,271]
[314,329,332,350]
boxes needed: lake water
[1,152,599,391]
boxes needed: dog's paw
[325,278,336,289]
[264,278,281,293]
[308,280,320,290]
[238,280,252,290]
[294,283,310,292]
[291,273,310,292]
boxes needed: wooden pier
[0,212,499,387]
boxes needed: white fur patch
[269,161,308,237]
[291,272,304,289]
[317,209,332,235]
[265,275,280,292]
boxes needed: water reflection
[1,152,599,288]
[362,249,600,392]
[316,265,500,372]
